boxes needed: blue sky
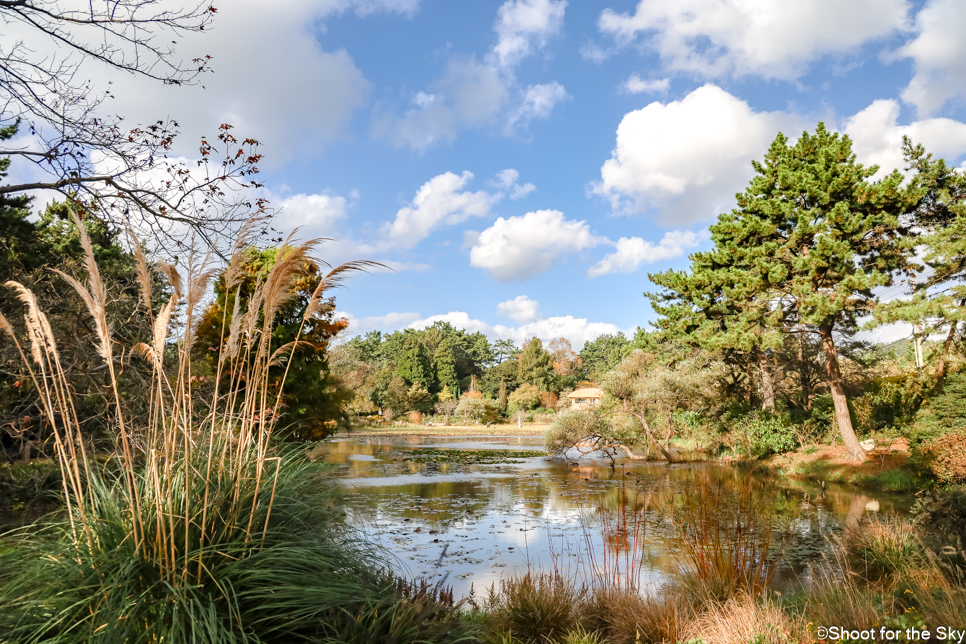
[14,0,966,348]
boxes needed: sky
[11,0,966,349]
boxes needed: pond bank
[757,439,930,493]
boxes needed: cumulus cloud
[592,84,806,224]
[588,230,704,277]
[273,193,348,236]
[490,0,568,69]
[467,209,604,281]
[491,169,537,200]
[597,0,909,80]
[893,0,966,116]
[372,0,567,150]
[844,99,966,179]
[39,0,418,163]
[381,171,497,248]
[339,307,629,348]
[621,75,670,94]
[497,295,542,323]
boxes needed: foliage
[910,371,966,443]
[486,573,581,644]
[1,199,161,458]
[545,410,611,455]
[454,397,502,424]
[736,412,797,456]
[0,219,466,643]
[517,337,555,392]
[579,333,632,381]
[911,486,966,555]
[921,428,966,483]
[650,124,915,459]
[194,246,354,439]
[507,383,541,412]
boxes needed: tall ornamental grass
[0,213,471,643]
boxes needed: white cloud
[491,169,537,200]
[593,84,806,224]
[598,0,909,80]
[588,230,704,277]
[621,75,670,94]
[381,171,496,248]
[415,312,627,347]
[497,295,542,323]
[507,82,569,130]
[46,0,400,164]
[372,0,567,150]
[337,310,423,334]
[339,302,632,349]
[844,99,966,179]
[468,209,604,281]
[274,193,348,236]
[490,0,568,69]
[894,0,966,116]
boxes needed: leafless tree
[1,1,267,252]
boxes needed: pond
[311,434,912,599]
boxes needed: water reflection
[314,436,912,598]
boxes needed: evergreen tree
[653,124,913,459]
[878,138,966,388]
[518,337,555,392]
[395,333,433,387]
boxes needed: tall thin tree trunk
[798,324,812,411]
[757,349,775,412]
[819,324,866,460]
[935,322,958,391]
[745,360,754,405]
[935,303,964,391]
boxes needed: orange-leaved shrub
[922,428,966,483]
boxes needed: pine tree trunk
[798,325,812,411]
[757,349,775,412]
[819,324,866,460]
[935,322,958,391]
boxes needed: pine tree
[653,124,913,459]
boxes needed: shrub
[454,397,501,424]
[507,383,541,413]
[911,486,966,555]
[409,411,423,425]
[736,412,797,456]
[910,372,966,444]
[921,428,966,483]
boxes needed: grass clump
[485,573,581,644]
[0,213,472,643]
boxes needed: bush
[0,459,61,507]
[911,486,966,555]
[736,412,797,456]
[910,372,966,444]
[921,428,966,483]
[507,384,541,413]
[454,397,502,424]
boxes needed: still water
[312,435,911,599]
